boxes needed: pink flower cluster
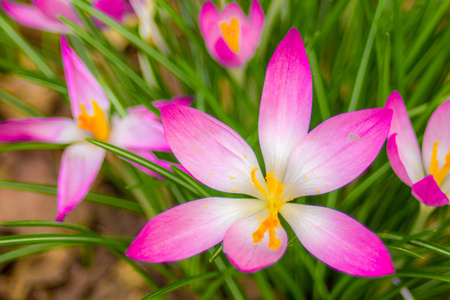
[4,0,447,278]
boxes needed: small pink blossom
[1,0,132,32]
[199,0,264,68]
[385,91,450,206]
[0,36,191,221]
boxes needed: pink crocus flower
[126,29,395,276]
[1,0,132,33]
[0,36,190,221]
[199,0,264,68]
[385,91,450,206]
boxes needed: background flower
[1,0,132,32]
[0,36,188,221]
[386,91,449,207]
[199,0,264,68]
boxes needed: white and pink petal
[33,0,81,24]
[223,211,288,273]
[0,118,84,143]
[239,0,264,62]
[422,99,450,175]
[161,105,266,198]
[1,1,69,32]
[283,108,392,198]
[259,28,312,181]
[61,36,110,119]
[199,2,222,59]
[280,203,395,277]
[109,113,169,151]
[385,91,424,183]
[56,143,105,221]
[126,197,265,263]
[386,134,414,186]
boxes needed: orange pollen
[77,100,110,142]
[250,168,284,250]
[220,17,240,54]
[429,141,450,186]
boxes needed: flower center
[77,100,110,142]
[429,141,450,186]
[251,168,284,250]
[220,17,240,54]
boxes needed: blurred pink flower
[126,28,395,277]
[1,0,132,32]
[199,0,264,68]
[386,91,450,206]
[0,36,191,221]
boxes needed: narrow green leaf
[1,220,93,235]
[17,73,68,94]
[0,180,143,214]
[309,50,330,121]
[209,244,223,263]
[142,272,220,299]
[0,234,128,250]
[0,13,55,78]
[405,0,450,68]
[395,270,450,283]
[347,0,386,112]
[254,271,277,300]
[0,142,67,152]
[409,240,450,259]
[0,243,65,264]
[87,139,204,196]
[387,245,424,259]
[343,162,390,209]
[0,89,45,117]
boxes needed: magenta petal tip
[411,175,450,207]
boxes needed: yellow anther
[429,141,450,186]
[77,100,110,142]
[220,17,240,53]
[251,169,285,250]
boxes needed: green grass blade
[141,272,220,299]
[0,13,55,78]
[309,50,330,120]
[17,73,68,94]
[347,0,386,112]
[0,89,45,117]
[87,139,204,196]
[0,180,143,214]
[409,240,450,259]
[395,270,450,283]
[0,243,65,264]
[0,142,67,152]
[0,234,128,250]
[387,245,424,259]
[405,1,450,68]
[1,220,93,235]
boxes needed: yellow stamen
[429,141,450,186]
[251,168,285,250]
[77,100,110,142]
[251,168,268,198]
[220,17,240,53]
